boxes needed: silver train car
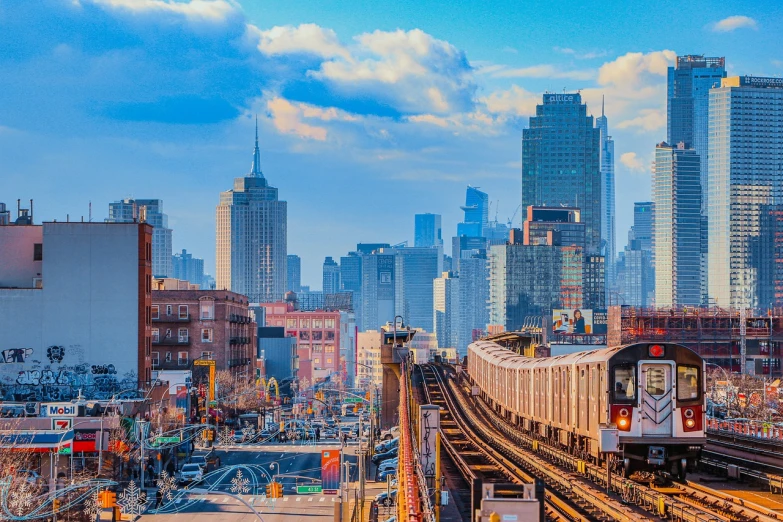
[467,340,706,478]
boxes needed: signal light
[53,499,61,513]
[685,418,696,429]
[648,344,665,358]
[266,483,273,497]
[618,418,628,428]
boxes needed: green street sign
[58,446,71,455]
[208,401,217,407]
[344,397,363,403]
[297,485,322,494]
[156,437,181,444]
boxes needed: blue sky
[2,0,782,287]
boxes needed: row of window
[286,318,336,329]
[312,357,334,366]
[151,351,214,366]
[152,301,215,320]
[296,331,335,341]
[152,328,213,343]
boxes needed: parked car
[380,427,400,441]
[323,429,338,439]
[177,463,204,484]
[375,437,398,454]
[190,451,220,471]
[372,448,398,464]
[378,458,398,472]
[374,489,397,507]
[377,468,397,481]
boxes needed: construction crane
[507,204,521,228]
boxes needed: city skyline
[2,0,782,286]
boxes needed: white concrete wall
[0,222,141,399]
[0,226,42,288]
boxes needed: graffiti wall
[0,343,140,401]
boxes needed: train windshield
[612,366,635,401]
[677,365,700,400]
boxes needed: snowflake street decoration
[230,470,250,495]
[8,480,35,515]
[156,471,178,501]
[242,422,256,441]
[118,480,148,519]
[217,426,235,446]
[83,490,101,520]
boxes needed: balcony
[152,337,190,346]
[228,358,251,368]
[229,336,251,345]
[153,313,191,323]
[229,314,252,324]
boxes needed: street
[139,443,360,522]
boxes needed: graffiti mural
[1,348,33,364]
[46,345,65,364]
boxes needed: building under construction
[607,306,783,376]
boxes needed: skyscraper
[457,187,489,238]
[433,271,460,351]
[708,76,783,308]
[458,249,489,354]
[323,256,340,294]
[414,213,443,248]
[632,202,653,252]
[108,198,172,277]
[172,249,205,288]
[595,97,616,287]
[668,55,726,212]
[653,142,702,307]
[340,252,363,329]
[287,255,301,293]
[522,93,602,253]
[623,240,652,307]
[394,247,441,331]
[216,122,287,303]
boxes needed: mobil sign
[45,403,77,417]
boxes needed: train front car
[609,342,705,479]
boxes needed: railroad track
[440,362,783,522]
[418,364,651,522]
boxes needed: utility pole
[740,306,747,375]
[139,420,147,492]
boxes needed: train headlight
[685,418,696,429]
[618,418,629,428]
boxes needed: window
[300,318,310,328]
[152,305,159,320]
[677,365,700,401]
[166,305,173,316]
[325,345,335,353]
[299,331,310,341]
[165,328,172,340]
[165,352,172,363]
[201,351,214,360]
[312,331,323,341]
[326,358,332,364]
[200,300,214,320]
[286,318,297,329]
[645,367,666,397]
[178,352,188,366]
[152,329,160,343]
[151,352,159,366]
[313,344,322,352]
[613,366,635,401]
[313,319,323,329]
[326,331,335,341]
[325,318,335,329]
[179,305,188,319]
[33,243,42,261]
[201,329,213,343]
[178,328,188,343]
[314,358,320,365]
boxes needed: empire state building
[216,122,287,302]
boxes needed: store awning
[0,430,74,453]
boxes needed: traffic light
[53,499,61,513]
[100,491,117,508]
[273,482,283,498]
[265,483,273,497]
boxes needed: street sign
[344,397,363,403]
[155,436,181,444]
[51,418,72,431]
[58,445,71,455]
[208,401,217,407]
[296,485,322,494]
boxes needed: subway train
[467,340,706,479]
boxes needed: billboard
[552,309,607,335]
[321,449,340,494]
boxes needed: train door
[640,363,674,436]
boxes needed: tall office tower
[216,123,287,302]
[359,251,396,331]
[653,142,702,307]
[340,252,362,329]
[709,76,783,308]
[457,186,489,237]
[623,239,652,306]
[323,256,340,294]
[287,255,301,293]
[452,235,486,273]
[595,97,616,287]
[415,213,443,248]
[108,198,172,277]
[171,249,205,287]
[755,206,783,308]
[459,249,489,354]
[433,272,460,351]
[668,55,726,212]
[522,93,602,253]
[394,247,442,331]
[633,202,653,251]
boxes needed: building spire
[602,95,605,117]
[250,115,264,178]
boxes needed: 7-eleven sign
[52,418,72,430]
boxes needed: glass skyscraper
[287,254,301,293]
[708,76,783,308]
[414,213,442,248]
[457,186,489,238]
[322,256,340,294]
[653,142,702,307]
[108,198,172,278]
[595,98,616,288]
[522,93,602,253]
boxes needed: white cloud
[267,97,328,141]
[492,64,595,80]
[712,15,758,32]
[597,50,675,88]
[620,152,646,172]
[616,108,666,132]
[250,23,349,59]
[481,85,538,117]
[92,0,238,22]
[553,46,608,60]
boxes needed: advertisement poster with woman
[552,309,594,334]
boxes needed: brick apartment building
[151,279,257,379]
